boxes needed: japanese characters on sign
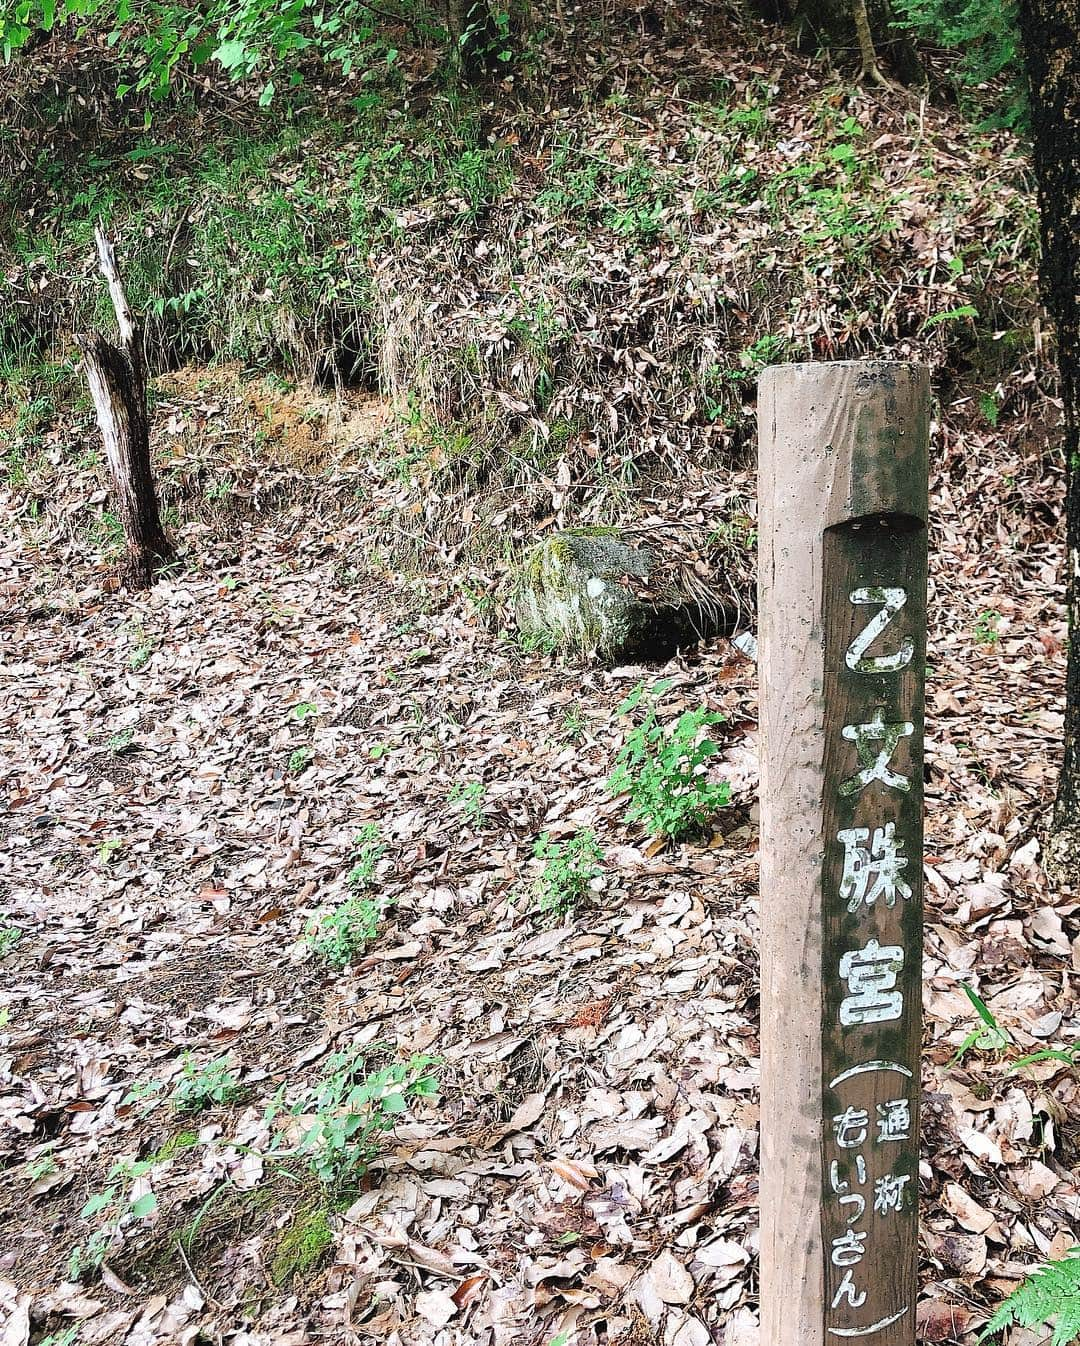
[822,540,925,1343]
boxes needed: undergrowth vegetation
[608,680,730,841]
[0,2,1042,565]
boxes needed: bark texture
[790,0,923,85]
[1017,0,1080,877]
[445,0,503,83]
[79,227,172,589]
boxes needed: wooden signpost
[757,362,929,1346]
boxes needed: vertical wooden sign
[757,362,929,1346]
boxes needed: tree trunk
[78,227,172,589]
[1017,0,1080,878]
[790,0,923,86]
[445,0,503,84]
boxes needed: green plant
[125,624,157,671]
[172,1054,244,1113]
[68,1157,161,1280]
[561,709,586,743]
[533,830,603,919]
[346,823,386,891]
[287,746,313,775]
[306,893,384,966]
[891,0,1024,128]
[26,1153,58,1182]
[922,303,979,330]
[978,392,1000,426]
[0,921,21,958]
[607,681,731,841]
[950,983,1012,1064]
[973,609,1001,646]
[307,828,390,966]
[293,701,319,723]
[97,838,123,865]
[980,1251,1080,1345]
[1010,1043,1080,1072]
[38,1329,79,1346]
[107,727,136,754]
[449,780,487,827]
[268,1047,439,1188]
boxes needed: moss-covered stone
[512,528,727,660]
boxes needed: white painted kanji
[846,587,914,674]
[872,1173,911,1215]
[838,940,905,1026]
[839,711,914,797]
[876,1098,912,1143]
[837,822,913,911]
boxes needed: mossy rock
[513,528,730,660]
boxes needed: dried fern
[982,1252,1080,1346]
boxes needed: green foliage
[981,1253,1080,1346]
[268,1047,439,1187]
[449,780,487,827]
[287,746,313,775]
[0,921,21,958]
[346,822,386,891]
[973,609,1001,647]
[171,1054,244,1113]
[68,1151,165,1280]
[306,825,389,966]
[607,681,731,841]
[561,709,586,744]
[950,982,1012,1063]
[891,0,1024,127]
[306,893,383,966]
[0,0,429,102]
[533,830,603,918]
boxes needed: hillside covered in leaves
[1,2,1078,1345]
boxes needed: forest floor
[1,363,1078,1346]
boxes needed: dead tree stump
[78,226,172,589]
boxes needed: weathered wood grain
[757,362,929,1346]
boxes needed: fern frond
[982,1253,1080,1346]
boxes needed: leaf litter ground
[0,375,1078,1346]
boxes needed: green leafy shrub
[607,681,730,841]
[345,823,385,891]
[306,825,390,966]
[171,1054,244,1113]
[0,0,426,101]
[981,1252,1080,1345]
[533,830,603,918]
[307,894,383,967]
[269,1047,439,1187]
[891,0,1024,127]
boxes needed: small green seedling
[267,1047,440,1188]
[973,609,1001,646]
[608,680,731,841]
[97,838,123,865]
[293,701,319,723]
[287,746,313,775]
[0,922,21,958]
[450,780,487,827]
[171,1054,244,1113]
[533,830,603,919]
[346,823,386,891]
[950,983,1012,1064]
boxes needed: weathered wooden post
[757,362,929,1346]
